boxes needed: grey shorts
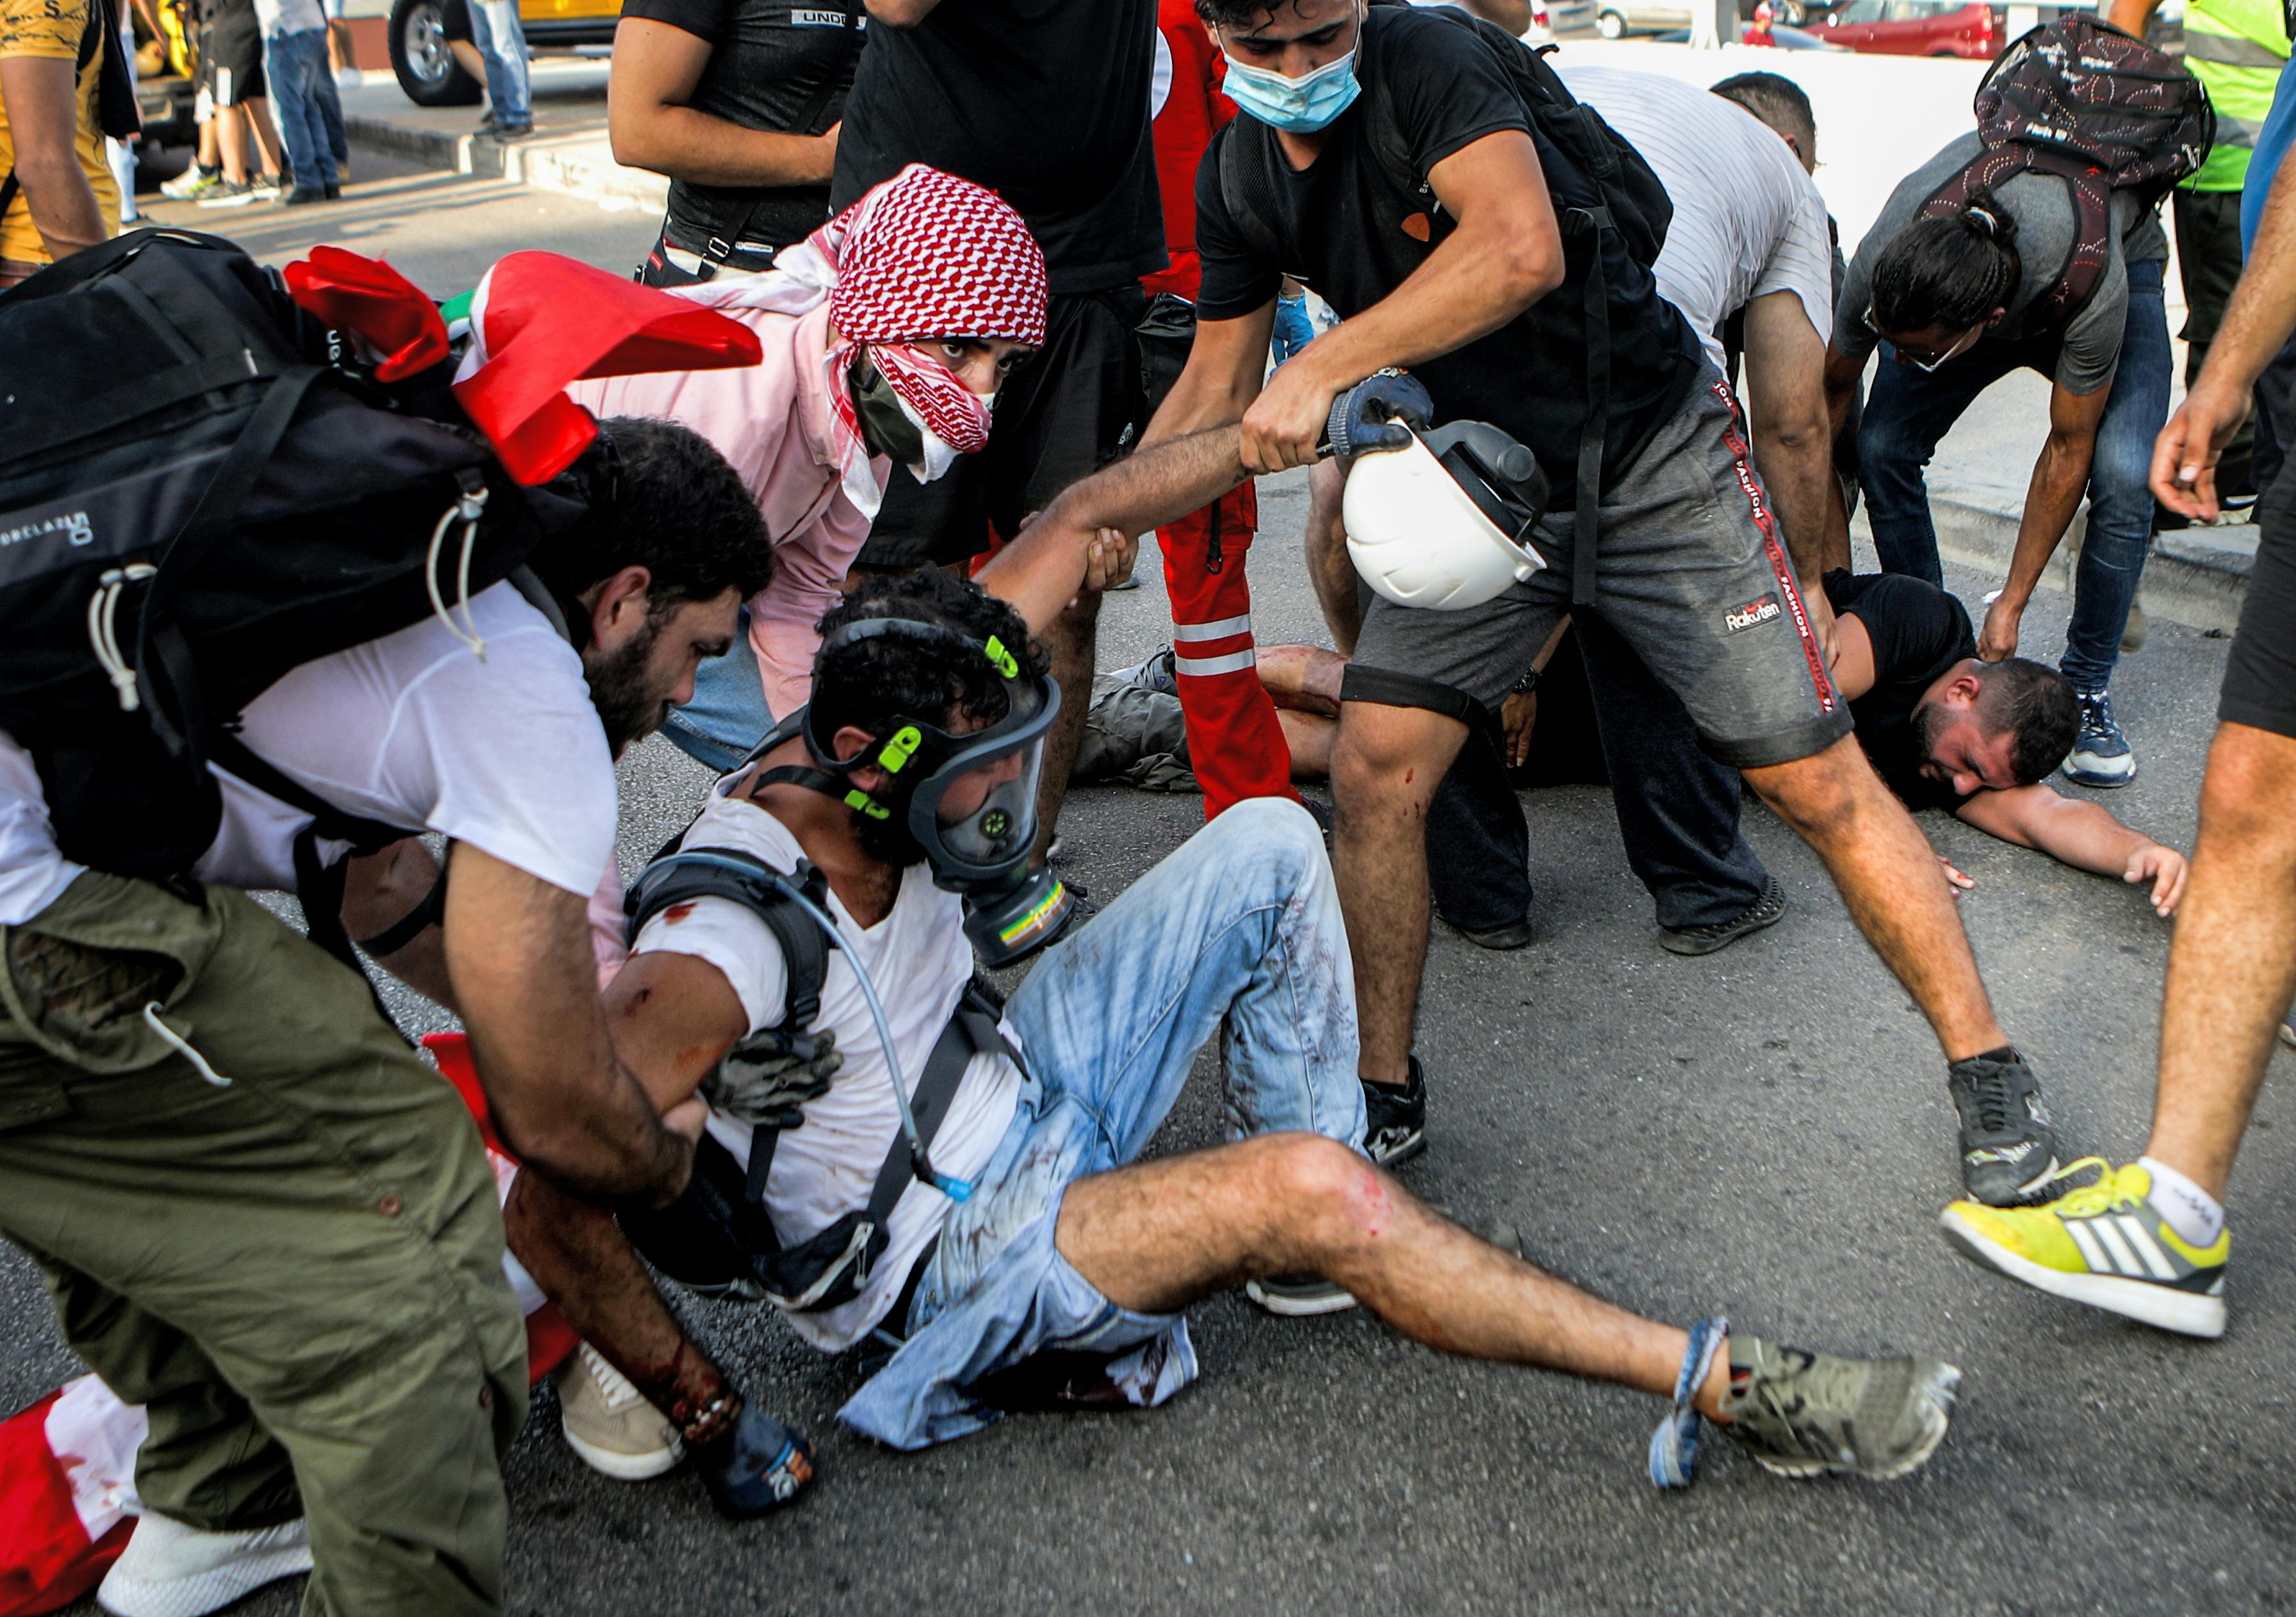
[1348,375,1851,770]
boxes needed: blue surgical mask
[1221,47,1362,133]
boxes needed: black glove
[701,1025,842,1130]
[1323,369,1435,460]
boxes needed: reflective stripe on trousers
[1157,482,1300,817]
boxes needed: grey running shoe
[1946,1047,2060,1205]
[195,179,256,207]
[1658,874,1786,957]
[1719,1335,1960,1481]
[1362,1057,1425,1167]
[1111,646,1178,696]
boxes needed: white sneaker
[97,1513,313,1617]
[334,65,364,89]
[555,1343,683,1480]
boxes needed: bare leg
[325,16,354,72]
[1745,734,2007,1061]
[1276,710,1335,781]
[1331,701,1469,1084]
[2145,722,2296,1199]
[241,96,284,181]
[216,105,248,184]
[1057,1134,1730,1418]
[503,1173,737,1441]
[1305,457,1361,653]
[1032,587,1100,861]
[449,37,486,90]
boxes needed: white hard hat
[1342,423,1549,612]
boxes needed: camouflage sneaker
[1946,1048,2060,1205]
[1718,1335,1960,1481]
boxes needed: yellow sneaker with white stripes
[1939,1160,2229,1338]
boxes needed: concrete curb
[1918,483,2252,634]
[341,111,667,213]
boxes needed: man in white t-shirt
[0,418,781,1617]
[503,556,1964,1487]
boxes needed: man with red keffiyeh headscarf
[560,163,1111,772]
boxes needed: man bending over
[504,562,1961,1490]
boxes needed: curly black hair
[810,567,1050,752]
[1971,656,2078,785]
[528,416,772,646]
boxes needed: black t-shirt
[1193,5,1701,507]
[617,0,863,253]
[1823,571,1978,813]
[829,0,1164,295]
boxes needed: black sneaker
[694,1403,815,1519]
[1444,915,1533,951]
[1657,874,1786,957]
[1362,1057,1426,1167]
[1946,1047,2060,1206]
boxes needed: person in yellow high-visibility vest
[2113,0,2291,504]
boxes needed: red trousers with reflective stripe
[1159,482,1298,817]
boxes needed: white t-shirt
[0,582,619,924]
[255,0,325,35]
[631,785,1023,1353]
[1558,66,1834,375]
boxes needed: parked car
[1594,0,1778,40]
[1809,0,2001,56]
[387,0,618,107]
[1535,0,1603,36]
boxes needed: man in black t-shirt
[831,0,1164,863]
[1014,0,2077,1213]
[1823,572,2186,914]
[609,0,862,283]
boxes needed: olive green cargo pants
[0,871,528,1617]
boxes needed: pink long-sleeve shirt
[564,302,883,722]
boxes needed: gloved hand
[701,1025,843,1129]
[1323,369,1435,460]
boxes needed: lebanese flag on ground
[0,1035,577,1615]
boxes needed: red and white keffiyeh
[655,163,1047,515]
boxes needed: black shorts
[199,0,265,104]
[438,0,472,44]
[2220,473,2296,740]
[856,283,1146,570]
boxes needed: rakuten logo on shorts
[1725,594,1782,633]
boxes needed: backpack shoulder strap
[1213,120,1288,279]
[852,981,1011,1237]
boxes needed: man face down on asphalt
[1029,0,2070,1209]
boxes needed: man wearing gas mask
[501,555,1963,1489]
[563,161,1052,772]
[1111,0,2076,1215]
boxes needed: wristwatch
[1510,667,1542,697]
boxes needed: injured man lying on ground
[503,566,1962,1507]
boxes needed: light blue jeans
[1859,256,2173,694]
[262,29,333,195]
[837,798,1364,1449]
[464,0,530,127]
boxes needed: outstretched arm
[1741,290,1841,662]
[975,427,1250,631]
[1953,783,2188,915]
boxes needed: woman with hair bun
[1823,133,2174,790]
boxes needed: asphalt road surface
[11,156,2293,1616]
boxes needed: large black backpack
[0,229,588,958]
[1921,14,2213,325]
[1216,8,1673,606]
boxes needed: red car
[1812,0,2000,57]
